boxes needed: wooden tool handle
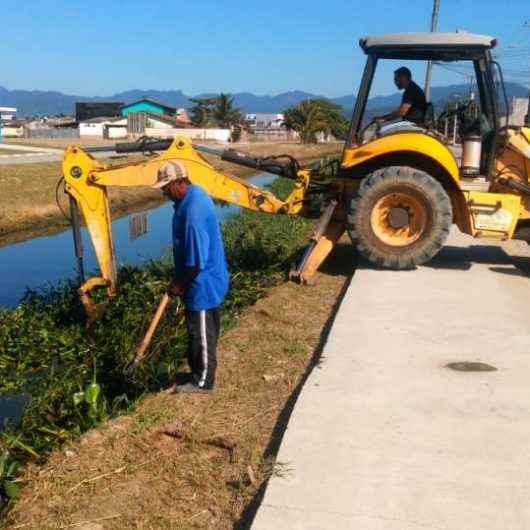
[136,293,171,357]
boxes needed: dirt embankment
[5,243,353,529]
[0,142,342,246]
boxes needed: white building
[105,120,128,139]
[0,107,17,121]
[79,116,127,138]
[144,127,232,143]
[245,113,284,129]
[1,122,24,137]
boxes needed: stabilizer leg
[290,200,345,284]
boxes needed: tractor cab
[343,32,504,180]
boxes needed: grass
[0,142,342,246]
[0,178,316,514]
[0,159,164,245]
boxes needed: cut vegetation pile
[0,178,312,514]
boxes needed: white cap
[152,161,188,188]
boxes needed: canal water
[0,173,276,308]
[0,173,276,427]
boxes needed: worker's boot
[174,382,212,394]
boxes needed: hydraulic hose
[84,136,301,178]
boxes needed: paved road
[0,143,62,153]
[0,146,115,165]
[0,142,61,165]
[252,230,530,530]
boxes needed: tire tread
[347,166,452,269]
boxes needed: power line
[494,20,530,87]
[433,62,474,77]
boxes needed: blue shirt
[172,185,229,311]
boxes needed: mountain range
[0,83,528,117]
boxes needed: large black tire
[347,166,452,269]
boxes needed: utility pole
[424,0,441,101]
[520,92,530,126]
[452,103,458,145]
[523,20,530,127]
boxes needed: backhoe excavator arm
[62,137,312,323]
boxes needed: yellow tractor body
[341,128,530,242]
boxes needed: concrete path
[252,230,530,530]
[0,144,115,165]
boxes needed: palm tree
[189,94,242,129]
[189,97,217,127]
[283,99,347,143]
[214,93,242,128]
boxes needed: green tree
[189,94,242,129]
[189,97,217,127]
[283,98,348,144]
[214,93,243,128]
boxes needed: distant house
[0,107,17,121]
[47,116,77,128]
[76,102,123,122]
[127,111,194,135]
[22,116,79,139]
[245,113,285,129]
[1,119,24,137]
[145,112,194,129]
[105,118,128,139]
[79,116,127,138]
[121,98,176,117]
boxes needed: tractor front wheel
[347,166,452,269]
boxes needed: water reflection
[0,173,276,307]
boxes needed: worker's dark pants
[185,308,220,389]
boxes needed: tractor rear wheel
[347,166,452,269]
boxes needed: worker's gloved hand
[168,279,184,297]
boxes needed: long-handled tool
[124,293,173,374]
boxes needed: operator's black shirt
[402,81,427,124]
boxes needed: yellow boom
[62,137,315,322]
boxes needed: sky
[2,0,529,98]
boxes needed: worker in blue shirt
[152,161,229,393]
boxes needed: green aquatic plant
[0,433,37,506]
[0,178,312,509]
[73,362,107,428]
[0,446,19,502]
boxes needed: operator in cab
[152,161,229,394]
[375,66,427,126]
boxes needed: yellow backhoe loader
[62,32,530,321]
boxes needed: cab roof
[360,32,496,61]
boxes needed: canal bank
[4,240,352,529]
[0,175,322,514]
